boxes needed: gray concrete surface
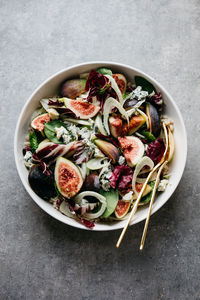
[0,0,200,299]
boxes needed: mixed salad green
[23,67,174,228]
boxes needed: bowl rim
[14,61,187,231]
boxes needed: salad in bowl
[22,66,175,229]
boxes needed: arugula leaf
[100,189,119,218]
[44,120,69,144]
[135,76,157,94]
[141,130,156,142]
[141,181,155,204]
[29,131,38,152]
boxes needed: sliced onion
[105,75,123,105]
[60,201,74,218]
[78,163,87,180]
[136,171,157,183]
[126,100,146,117]
[103,97,129,135]
[137,108,149,129]
[95,114,107,135]
[86,158,110,170]
[74,191,106,219]
[62,117,93,126]
[132,156,154,196]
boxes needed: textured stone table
[0,1,199,299]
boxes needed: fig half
[28,165,56,200]
[146,103,161,137]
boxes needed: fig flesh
[31,113,51,132]
[118,136,144,167]
[122,115,146,135]
[115,200,130,219]
[64,98,100,119]
[55,157,83,198]
[109,116,123,138]
[113,74,127,94]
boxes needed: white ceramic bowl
[14,61,187,231]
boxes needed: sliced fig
[122,115,146,135]
[64,98,100,119]
[28,165,56,200]
[113,74,127,94]
[146,103,161,137]
[83,173,100,193]
[115,200,130,219]
[31,113,51,132]
[109,116,123,138]
[94,139,119,163]
[119,183,152,200]
[61,79,86,99]
[132,183,152,200]
[123,98,138,109]
[118,136,144,167]
[55,157,83,198]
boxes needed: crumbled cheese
[158,179,169,192]
[122,191,133,201]
[101,179,111,191]
[24,151,34,169]
[55,126,68,140]
[99,165,112,191]
[62,134,72,144]
[118,155,125,165]
[67,124,78,140]
[126,86,148,101]
[78,127,91,139]
[94,147,105,158]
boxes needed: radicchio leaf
[109,165,133,189]
[48,99,64,107]
[73,142,89,164]
[22,146,32,156]
[85,70,113,104]
[64,200,95,229]
[146,138,165,165]
[148,93,163,112]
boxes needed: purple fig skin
[61,79,86,99]
[28,165,56,200]
[123,98,138,109]
[83,173,100,193]
[146,103,161,137]
[95,139,119,164]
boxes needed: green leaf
[97,67,112,76]
[29,131,39,152]
[141,181,155,204]
[44,120,70,144]
[100,189,119,218]
[135,76,157,94]
[123,92,130,99]
[141,130,156,142]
